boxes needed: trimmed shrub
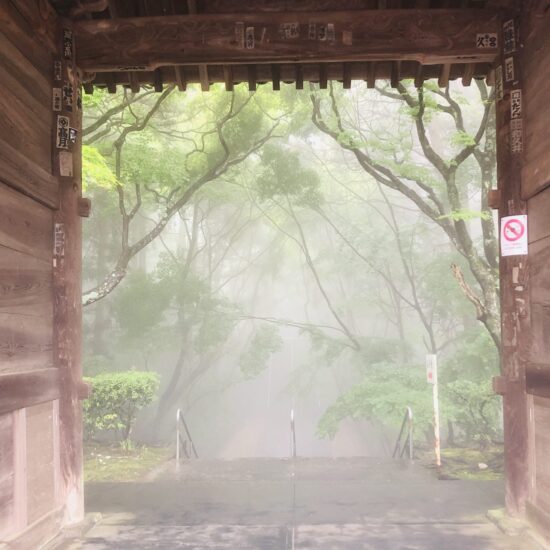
[83,371,159,444]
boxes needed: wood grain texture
[26,401,55,525]
[0,412,14,539]
[0,313,53,374]
[0,1,56,72]
[0,247,52,315]
[533,396,550,513]
[0,183,54,260]
[527,237,550,367]
[528,186,550,244]
[0,4,59,208]
[0,369,60,415]
[88,60,492,91]
[496,13,530,516]
[74,9,500,72]
[521,9,550,199]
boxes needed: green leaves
[239,324,283,379]
[82,145,118,191]
[83,371,160,443]
[257,144,323,208]
[438,209,492,222]
[451,131,476,148]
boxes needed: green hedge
[83,371,160,444]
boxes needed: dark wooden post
[52,22,85,524]
[494,14,531,516]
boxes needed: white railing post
[176,409,181,469]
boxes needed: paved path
[58,458,541,549]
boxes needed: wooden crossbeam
[74,9,500,73]
[223,65,234,91]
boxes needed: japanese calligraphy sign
[503,19,516,54]
[63,29,73,60]
[510,90,522,120]
[52,88,62,112]
[56,115,70,149]
[476,33,498,49]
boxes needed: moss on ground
[419,445,504,481]
[84,443,172,482]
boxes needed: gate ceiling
[50,0,511,93]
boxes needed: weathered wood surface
[26,401,55,525]
[0,183,54,374]
[0,4,59,207]
[54,26,85,525]
[495,14,531,516]
[533,396,550,512]
[87,60,491,92]
[0,248,52,313]
[528,228,550,369]
[75,9,501,72]
[0,412,14,538]
[0,1,57,70]
[0,369,60,415]
[521,9,550,199]
[0,182,53,260]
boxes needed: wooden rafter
[74,9,501,73]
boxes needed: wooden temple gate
[0,0,548,547]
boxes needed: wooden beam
[414,63,424,88]
[129,72,140,93]
[175,66,187,91]
[199,65,210,91]
[223,65,234,91]
[366,62,376,88]
[0,369,60,415]
[153,68,163,92]
[74,9,501,73]
[494,15,530,517]
[53,27,85,525]
[438,63,451,88]
[271,64,281,91]
[390,61,401,88]
[342,62,352,89]
[247,64,257,91]
[462,62,475,86]
[319,64,328,89]
[295,64,304,90]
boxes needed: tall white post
[426,354,441,467]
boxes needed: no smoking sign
[501,215,528,256]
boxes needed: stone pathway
[56,458,542,549]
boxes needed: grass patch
[419,445,504,481]
[84,443,172,482]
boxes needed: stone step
[61,522,538,549]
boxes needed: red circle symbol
[503,218,525,242]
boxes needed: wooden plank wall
[0,1,68,546]
[521,2,550,540]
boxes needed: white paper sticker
[501,215,528,256]
[504,57,515,82]
[52,88,62,111]
[59,151,73,177]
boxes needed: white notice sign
[501,215,528,257]
[426,354,437,385]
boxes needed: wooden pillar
[52,23,84,525]
[495,14,531,516]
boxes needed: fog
[81,80,501,462]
